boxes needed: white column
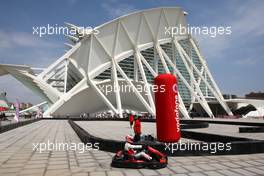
[159,42,213,118]
[112,61,123,118]
[155,44,170,73]
[135,50,155,112]
[173,40,214,117]
[87,77,119,114]
[64,59,69,93]
[189,38,233,116]
[114,59,155,115]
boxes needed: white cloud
[230,2,264,38]
[196,1,264,61]
[101,2,136,19]
[0,31,63,103]
[0,30,59,49]
[0,30,64,68]
[234,58,257,66]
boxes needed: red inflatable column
[154,74,180,142]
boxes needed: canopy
[0,99,9,112]
[0,106,8,112]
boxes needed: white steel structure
[0,7,233,118]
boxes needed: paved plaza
[0,120,264,176]
[76,121,199,142]
[185,123,264,140]
[189,118,264,140]
[192,118,264,124]
[76,120,264,141]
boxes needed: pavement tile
[72,173,88,176]
[203,171,225,176]
[233,161,253,167]
[244,167,264,175]
[188,172,206,176]
[0,167,22,174]
[106,170,124,176]
[220,162,241,168]
[208,163,228,169]
[19,168,45,175]
[89,171,106,176]
[245,160,264,166]
[121,169,142,176]
[196,164,216,171]
[230,168,256,176]
[169,166,189,173]
[47,164,69,170]
[45,169,71,176]
[182,165,202,172]
[157,167,174,175]
[217,169,241,176]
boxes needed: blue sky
[0,0,263,104]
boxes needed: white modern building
[0,7,247,118]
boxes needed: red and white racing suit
[124,142,152,160]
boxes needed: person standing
[129,114,134,128]
[133,115,142,142]
[2,112,7,120]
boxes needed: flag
[14,99,19,122]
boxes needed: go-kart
[111,145,168,169]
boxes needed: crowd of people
[90,111,155,119]
[0,110,43,123]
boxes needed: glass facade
[45,60,83,93]
[95,39,216,105]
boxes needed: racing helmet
[125,135,133,143]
